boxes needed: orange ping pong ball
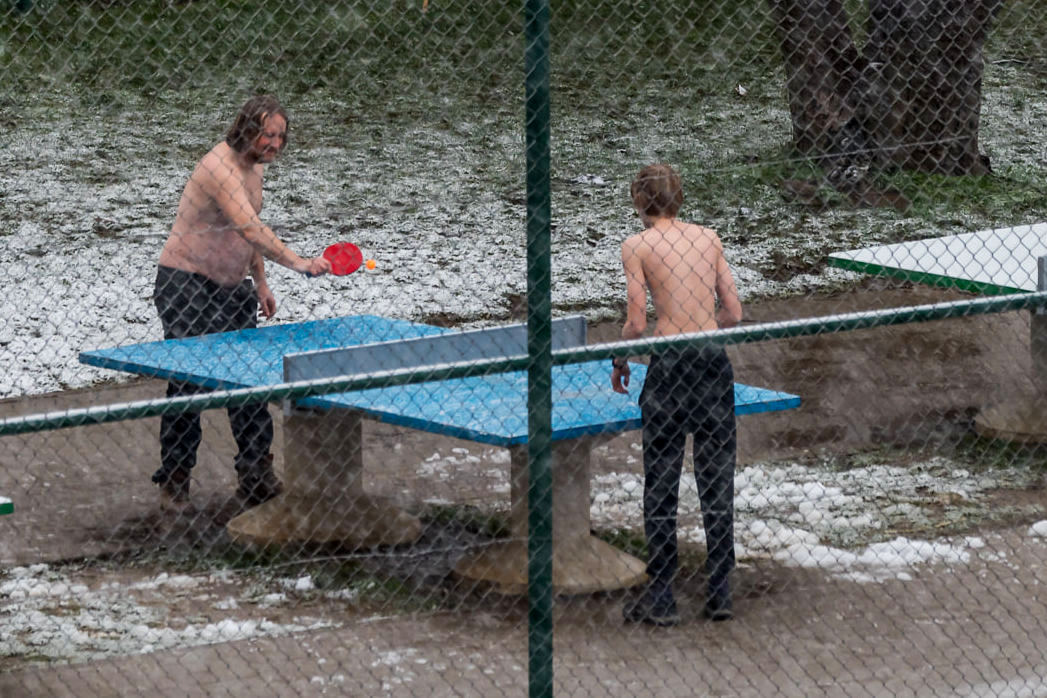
[365,259,376,270]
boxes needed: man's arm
[620,237,648,341]
[713,237,743,328]
[202,156,326,276]
[612,237,647,394]
[250,251,277,318]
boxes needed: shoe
[236,453,283,506]
[623,591,681,627]
[703,596,733,622]
[156,468,191,509]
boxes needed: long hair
[630,163,683,219]
[225,95,289,153]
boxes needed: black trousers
[639,345,736,597]
[152,266,274,480]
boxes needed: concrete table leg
[974,256,1047,442]
[227,409,422,548]
[454,437,648,595]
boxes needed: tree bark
[770,0,1002,177]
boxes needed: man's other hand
[258,287,277,319]
[611,363,631,394]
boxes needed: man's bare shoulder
[683,221,719,237]
[622,231,646,248]
[679,222,724,250]
[622,230,652,259]
[636,221,720,245]
[192,143,236,183]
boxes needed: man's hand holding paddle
[298,254,333,278]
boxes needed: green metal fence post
[523,0,554,695]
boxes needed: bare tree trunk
[770,0,1001,180]
[771,0,866,165]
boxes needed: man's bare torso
[629,222,723,336]
[158,143,262,287]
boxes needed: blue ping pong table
[81,314,800,594]
[828,221,1047,442]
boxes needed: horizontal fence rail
[5,290,1046,437]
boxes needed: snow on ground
[0,565,339,662]
[422,445,1045,585]
[1030,520,1047,537]
[0,91,835,398]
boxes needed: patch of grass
[593,527,647,559]
[595,527,715,579]
[204,542,300,572]
[882,498,1047,541]
[990,0,1047,79]
[105,540,308,578]
[3,0,1044,231]
[553,0,781,99]
[1,1,519,103]
[303,560,445,613]
[56,546,447,615]
[422,503,511,540]
[885,168,1047,224]
[952,433,1047,473]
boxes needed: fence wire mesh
[2,0,1047,696]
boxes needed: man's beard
[250,148,279,165]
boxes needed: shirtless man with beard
[152,95,330,508]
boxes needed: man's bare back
[612,162,742,394]
[622,219,741,337]
[620,218,742,341]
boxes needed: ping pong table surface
[79,315,801,447]
[827,222,1047,295]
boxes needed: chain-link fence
[3,0,1047,695]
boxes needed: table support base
[227,409,423,549]
[974,309,1047,443]
[453,438,648,595]
[455,536,648,595]
[974,398,1047,443]
[227,491,422,549]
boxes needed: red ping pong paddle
[321,242,363,276]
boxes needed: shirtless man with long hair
[153,95,330,508]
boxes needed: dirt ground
[3,279,1047,696]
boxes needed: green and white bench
[0,496,12,516]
